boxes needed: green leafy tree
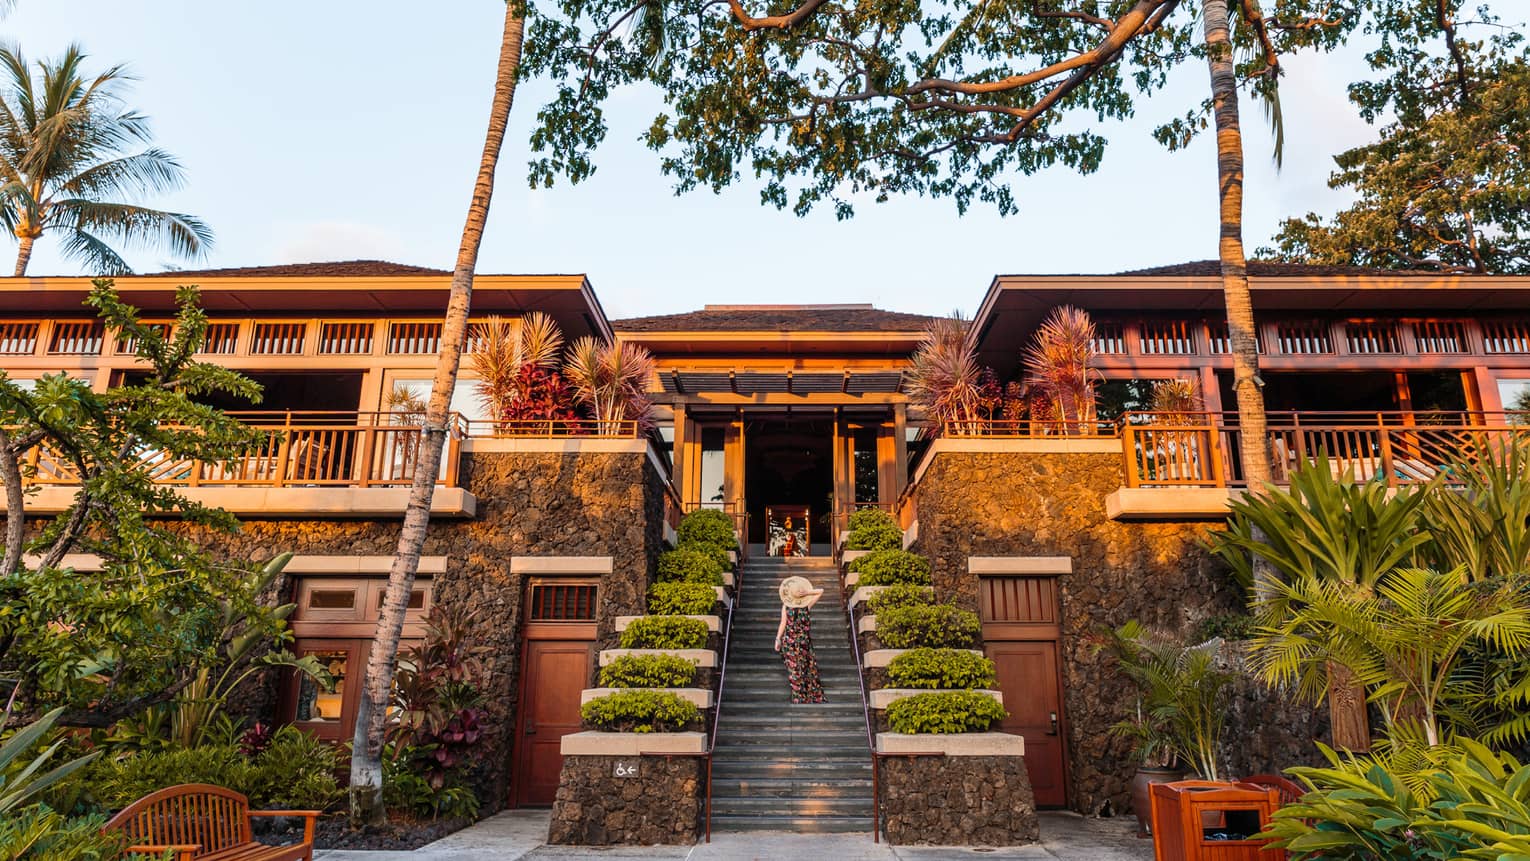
[1265,3,1526,273]
[0,44,211,275]
[0,281,299,729]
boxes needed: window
[1500,380,1530,421]
[1090,321,1126,355]
[388,322,443,354]
[295,648,350,723]
[48,321,104,355]
[1138,321,1196,355]
[391,378,492,424]
[250,322,307,355]
[1345,321,1400,355]
[528,582,598,621]
[0,321,40,354]
[1412,320,1468,354]
[853,427,880,503]
[1484,321,1530,354]
[198,322,241,355]
[1275,321,1333,355]
[319,322,375,355]
[698,427,726,507]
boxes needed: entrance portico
[613,304,932,553]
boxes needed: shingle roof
[614,305,940,333]
[147,260,450,278]
[1113,260,1445,278]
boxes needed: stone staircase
[709,555,874,833]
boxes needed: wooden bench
[102,783,320,861]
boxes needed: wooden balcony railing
[462,418,642,438]
[1122,411,1530,489]
[938,418,1118,438]
[20,411,466,491]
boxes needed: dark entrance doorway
[979,575,1070,808]
[743,419,834,553]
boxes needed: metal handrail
[703,557,740,843]
[845,574,879,840]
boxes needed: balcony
[1110,410,1530,518]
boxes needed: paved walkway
[317,810,1152,861]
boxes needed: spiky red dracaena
[1024,305,1099,435]
[563,337,658,434]
[907,315,990,434]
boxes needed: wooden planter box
[1149,780,1283,861]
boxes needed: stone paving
[316,809,1153,861]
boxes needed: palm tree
[348,1,528,826]
[0,44,211,276]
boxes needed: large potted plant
[1096,621,1232,836]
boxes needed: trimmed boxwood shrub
[598,653,697,688]
[581,690,700,733]
[886,648,997,690]
[679,539,731,572]
[619,615,710,649]
[677,508,738,550]
[877,604,981,649]
[848,549,931,586]
[647,581,718,616]
[885,691,1008,734]
[866,583,934,615]
[657,547,724,585]
[845,515,903,551]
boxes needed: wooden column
[672,404,692,505]
[893,403,909,501]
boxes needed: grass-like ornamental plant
[598,654,697,688]
[886,648,996,690]
[848,549,932,586]
[580,690,700,733]
[885,691,1008,734]
[866,583,935,615]
[647,582,718,616]
[677,508,738,550]
[619,615,710,649]
[679,539,731,572]
[657,547,725,585]
[877,604,981,649]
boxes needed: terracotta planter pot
[1130,766,1184,837]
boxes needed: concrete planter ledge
[870,688,1002,710]
[863,648,983,669]
[721,572,736,588]
[858,615,877,634]
[1104,487,1235,520]
[849,585,933,610]
[876,731,1025,756]
[615,614,722,633]
[560,730,708,756]
[599,648,718,668]
[844,571,860,588]
[713,587,732,610]
[841,549,871,571]
[581,687,715,708]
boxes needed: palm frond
[53,199,212,259]
[55,226,130,275]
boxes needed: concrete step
[710,796,872,816]
[708,814,873,833]
[711,760,872,779]
[709,777,873,798]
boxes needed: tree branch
[1435,0,1472,108]
[727,0,832,31]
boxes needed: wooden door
[988,640,1067,807]
[980,575,1070,808]
[512,579,598,807]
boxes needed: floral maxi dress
[781,607,826,703]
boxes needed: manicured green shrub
[619,615,710,649]
[581,690,701,733]
[90,727,343,811]
[877,604,981,649]
[885,691,1008,734]
[679,539,731,572]
[886,648,997,690]
[677,509,738,549]
[866,583,935,615]
[657,547,725,585]
[647,581,718,616]
[845,513,903,551]
[848,549,931,586]
[847,508,899,534]
[1193,612,1256,642]
[598,654,698,688]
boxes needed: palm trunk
[0,429,24,577]
[348,2,526,827]
[13,233,34,276]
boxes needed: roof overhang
[0,274,615,343]
[660,368,904,396]
[617,329,927,357]
[970,273,1530,376]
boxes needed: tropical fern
[1419,434,1530,582]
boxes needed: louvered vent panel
[388,322,442,354]
[1344,321,1400,355]
[1276,321,1333,355]
[48,321,103,355]
[1413,320,1469,354]
[0,321,40,354]
[1483,320,1530,354]
[319,321,374,355]
[1091,322,1126,355]
[198,323,241,355]
[250,322,307,355]
[1139,320,1197,355]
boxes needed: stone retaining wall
[549,755,704,845]
[910,448,1325,815]
[878,754,1038,845]
[172,449,667,811]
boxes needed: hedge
[848,549,932,586]
[657,547,725,585]
[597,653,697,688]
[876,604,981,649]
[619,615,711,649]
[647,581,718,616]
[885,691,1008,734]
[845,517,903,552]
[866,583,935,615]
[677,508,738,549]
[679,539,731,573]
[885,648,997,690]
[580,690,700,733]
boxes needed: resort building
[3,260,1527,839]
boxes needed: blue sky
[7,1,1417,319]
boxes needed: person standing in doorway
[774,576,826,703]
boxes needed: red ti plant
[470,313,580,433]
[391,605,492,789]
